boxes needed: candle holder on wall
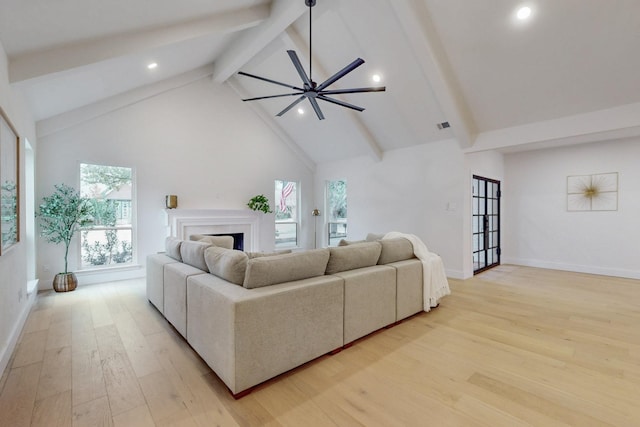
[165,195,178,209]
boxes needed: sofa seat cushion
[325,241,382,275]
[205,247,248,285]
[180,240,213,272]
[243,248,330,289]
[165,237,183,261]
[378,238,415,264]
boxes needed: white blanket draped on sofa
[383,232,450,312]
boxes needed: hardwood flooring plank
[112,404,156,427]
[36,346,72,401]
[113,310,162,378]
[31,390,72,427]
[11,330,48,368]
[100,350,146,416]
[0,362,42,427]
[71,348,107,406]
[72,395,113,427]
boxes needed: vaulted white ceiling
[2,0,639,164]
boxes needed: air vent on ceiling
[437,121,450,130]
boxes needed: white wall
[36,77,314,287]
[0,40,38,378]
[503,138,640,278]
[315,140,466,278]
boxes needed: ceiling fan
[238,0,385,120]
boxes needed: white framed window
[275,180,298,249]
[326,179,347,246]
[79,163,134,269]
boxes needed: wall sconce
[311,208,320,217]
[165,195,178,209]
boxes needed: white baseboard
[38,265,145,290]
[502,257,640,280]
[446,269,466,280]
[0,281,38,379]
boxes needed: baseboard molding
[502,257,640,280]
[445,269,465,280]
[38,265,145,290]
[0,281,38,379]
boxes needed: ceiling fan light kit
[238,0,385,120]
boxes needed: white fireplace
[164,209,261,251]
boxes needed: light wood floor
[1,265,639,426]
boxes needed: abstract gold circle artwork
[567,172,618,211]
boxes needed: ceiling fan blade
[287,50,313,87]
[320,86,386,95]
[316,58,365,91]
[318,95,365,112]
[308,97,325,120]
[242,93,301,102]
[276,95,306,117]
[238,71,303,91]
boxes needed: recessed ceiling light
[372,74,382,83]
[516,6,532,20]
[297,108,305,115]
[147,62,158,70]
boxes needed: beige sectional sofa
[146,235,423,397]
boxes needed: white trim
[165,208,261,252]
[502,258,640,280]
[0,282,37,379]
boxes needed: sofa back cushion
[246,249,292,259]
[325,241,382,275]
[179,240,212,272]
[195,235,234,249]
[165,237,183,261]
[243,248,330,289]
[378,238,415,264]
[366,233,385,242]
[337,239,366,246]
[204,247,248,285]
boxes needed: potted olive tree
[37,184,94,292]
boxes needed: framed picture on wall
[567,172,618,212]
[0,106,19,254]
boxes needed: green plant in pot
[247,194,273,214]
[37,184,94,292]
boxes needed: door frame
[472,175,501,274]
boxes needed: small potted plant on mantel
[247,194,273,214]
[37,184,94,292]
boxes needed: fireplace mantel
[164,209,261,251]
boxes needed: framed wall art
[567,172,618,212]
[0,106,19,254]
